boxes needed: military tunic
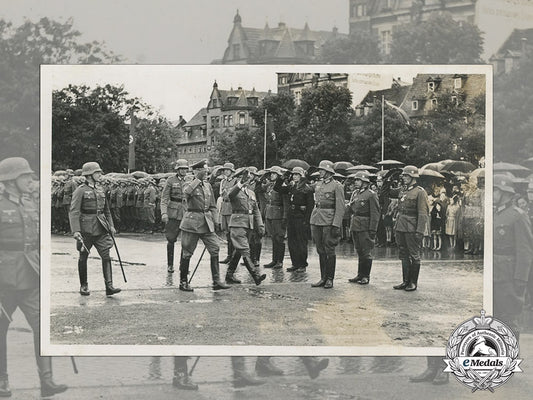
[494,202,533,335]
[161,175,187,242]
[394,185,429,262]
[179,178,219,258]
[220,177,237,232]
[348,187,380,259]
[310,178,346,256]
[228,182,264,258]
[143,185,157,225]
[69,182,114,259]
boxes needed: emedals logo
[444,310,522,392]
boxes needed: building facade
[175,82,272,162]
[215,10,346,64]
[277,73,349,105]
[490,28,533,75]
[348,0,476,55]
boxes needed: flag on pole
[384,100,410,125]
[128,108,136,172]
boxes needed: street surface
[48,233,483,348]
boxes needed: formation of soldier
[56,158,436,295]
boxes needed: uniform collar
[5,186,23,205]
[323,177,332,184]
[406,184,416,191]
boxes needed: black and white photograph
[40,64,490,355]
[1,0,533,398]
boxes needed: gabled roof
[491,28,533,58]
[184,107,207,128]
[358,84,411,107]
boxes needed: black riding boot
[231,357,266,388]
[102,259,121,296]
[312,254,327,287]
[37,357,68,398]
[405,261,420,291]
[301,357,329,379]
[358,259,372,285]
[393,259,410,290]
[272,242,284,269]
[264,241,277,268]
[211,256,230,290]
[255,356,284,376]
[78,257,90,295]
[179,257,193,292]
[243,256,266,285]
[324,255,336,289]
[167,242,175,273]
[225,252,242,284]
[172,357,198,390]
[348,259,363,283]
[220,234,233,264]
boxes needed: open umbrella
[421,162,443,172]
[376,159,405,167]
[347,165,378,173]
[419,169,445,179]
[440,161,475,173]
[333,161,354,172]
[494,162,530,177]
[132,170,149,179]
[282,159,310,171]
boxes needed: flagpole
[263,108,267,169]
[381,95,385,168]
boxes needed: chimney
[278,22,286,28]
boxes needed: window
[279,75,287,85]
[431,98,438,109]
[223,115,228,127]
[454,78,462,89]
[411,100,418,111]
[233,44,240,59]
[357,4,366,16]
[251,117,256,126]
[228,115,233,126]
[451,96,458,105]
[294,90,301,105]
[380,30,391,55]
[212,98,218,107]
[239,112,246,125]
[428,82,435,92]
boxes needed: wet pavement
[48,233,483,348]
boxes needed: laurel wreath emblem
[446,323,519,392]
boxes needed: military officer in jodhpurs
[393,165,429,292]
[0,157,68,398]
[178,160,230,292]
[347,170,380,285]
[224,167,267,286]
[310,160,346,289]
[160,159,189,273]
[219,162,237,264]
[69,162,121,296]
[493,174,533,339]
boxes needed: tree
[211,126,265,168]
[284,82,354,164]
[389,12,483,64]
[0,17,122,169]
[319,30,381,64]
[493,51,533,162]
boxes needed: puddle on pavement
[243,287,299,301]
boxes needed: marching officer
[219,162,237,264]
[310,160,346,289]
[493,174,533,338]
[224,167,267,285]
[178,160,230,292]
[160,159,189,273]
[274,167,314,272]
[347,171,380,285]
[262,166,288,269]
[247,167,264,267]
[69,162,121,296]
[393,165,429,292]
[0,157,68,398]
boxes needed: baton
[189,356,201,376]
[188,247,207,284]
[99,215,127,283]
[76,236,90,254]
[0,303,12,323]
[71,356,79,374]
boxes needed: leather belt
[315,204,334,209]
[233,210,253,215]
[81,209,104,214]
[170,197,182,202]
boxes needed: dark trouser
[396,231,421,262]
[77,233,113,285]
[352,230,374,259]
[287,216,308,268]
[165,219,182,267]
[0,288,42,380]
[266,219,286,263]
[311,225,340,280]
[249,230,262,263]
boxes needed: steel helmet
[174,159,189,170]
[317,160,335,174]
[221,162,235,172]
[401,165,419,178]
[0,157,34,181]
[246,166,260,175]
[81,162,103,176]
[353,170,371,183]
[291,167,306,177]
[269,166,283,176]
[493,174,515,194]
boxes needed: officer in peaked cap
[273,166,314,272]
[392,165,429,292]
[69,162,121,297]
[493,174,533,339]
[219,162,237,264]
[261,165,289,269]
[347,170,380,285]
[310,160,346,289]
[0,157,68,398]
[178,160,230,291]
[161,159,189,273]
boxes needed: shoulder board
[368,189,375,194]
[513,206,527,215]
